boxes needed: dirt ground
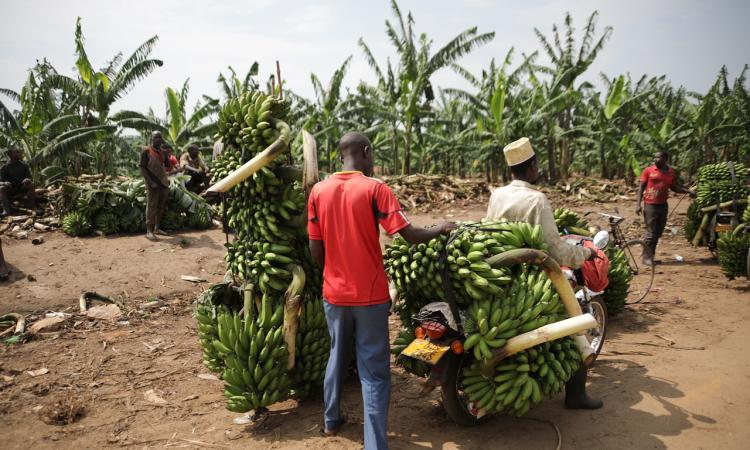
[1,196,749,450]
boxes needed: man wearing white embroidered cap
[486,137,602,410]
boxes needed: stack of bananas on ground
[193,89,327,414]
[386,220,582,416]
[552,209,632,314]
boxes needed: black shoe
[564,368,603,410]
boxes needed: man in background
[636,151,695,265]
[180,144,210,193]
[139,132,170,241]
[0,146,36,216]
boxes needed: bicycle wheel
[620,239,655,304]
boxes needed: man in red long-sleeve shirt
[308,132,453,450]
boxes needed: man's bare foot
[154,228,169,236]
[145,232,158,241]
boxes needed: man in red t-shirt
[636,151,695,265]
[308,132,453,449]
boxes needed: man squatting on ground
[486,137,603,410]
[1,146,36,216]
[308,132,455,450]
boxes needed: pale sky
[1,0,748,117]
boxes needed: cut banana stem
[283,295,302,370]
[0,313,26,335]
[700,198,747,213]
[79,291,116,313]
[301,129,319,198]
[692,213,711,246]
[481,313,598,375]
[208,136,290,193]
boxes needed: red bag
[580,240,610,292]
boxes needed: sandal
[319,418,346,437]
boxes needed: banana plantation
[1,2,748,186]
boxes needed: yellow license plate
[401,338,449,365]
[715,224,733,232]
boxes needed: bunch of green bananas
[196,89,327,414]
[214,301,291,413]
[93,211,119,235]
[62,211,92,237]
[695,162,749,208]
[460,337,581,417]
[160,208,185,230]
[463,267,565,361]
[291,298,330,396]
[742,196,750,223]
[187,205,213,230]
[717,230,750,279]
[603,247,632,314]
[553,207,589,235]
[216,91,289,153]
[385,220,546,324]
[195,282,237,373]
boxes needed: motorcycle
[397,231,610,425]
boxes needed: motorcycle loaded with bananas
[387,219,605,425]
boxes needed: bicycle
[583,211,655,304]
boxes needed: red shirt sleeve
[640,166,651,183]
[307,189,322,240]
[374,183,410,235]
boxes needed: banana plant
[113,79,219,151]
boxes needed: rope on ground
[520,416,562,450]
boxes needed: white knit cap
[503,137,535,166]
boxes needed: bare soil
[1,196,749,450]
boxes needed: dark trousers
[643,203,668,257]
[186,172,208,193]
[145,185,169,228]
[0,180,35,214]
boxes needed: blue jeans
[323,300,391,450]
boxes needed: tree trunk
[598,140,607,179]
[546,135,557,183]
[402,124,412,175]
[391,124,398,175]
[325,137,333,173]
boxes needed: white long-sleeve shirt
[486,180,589,269]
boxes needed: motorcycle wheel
[585,296,608,361]
[441,355,489,426]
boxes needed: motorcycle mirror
[593,230,610,250]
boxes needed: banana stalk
[283,265,306,370]
[208,123,291,193]
[485,249,594,364]
[301,129,319,198]
[481,314,597,375]
[700,198,747,213]
[0,313,26,335]
[692,213,711,246]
